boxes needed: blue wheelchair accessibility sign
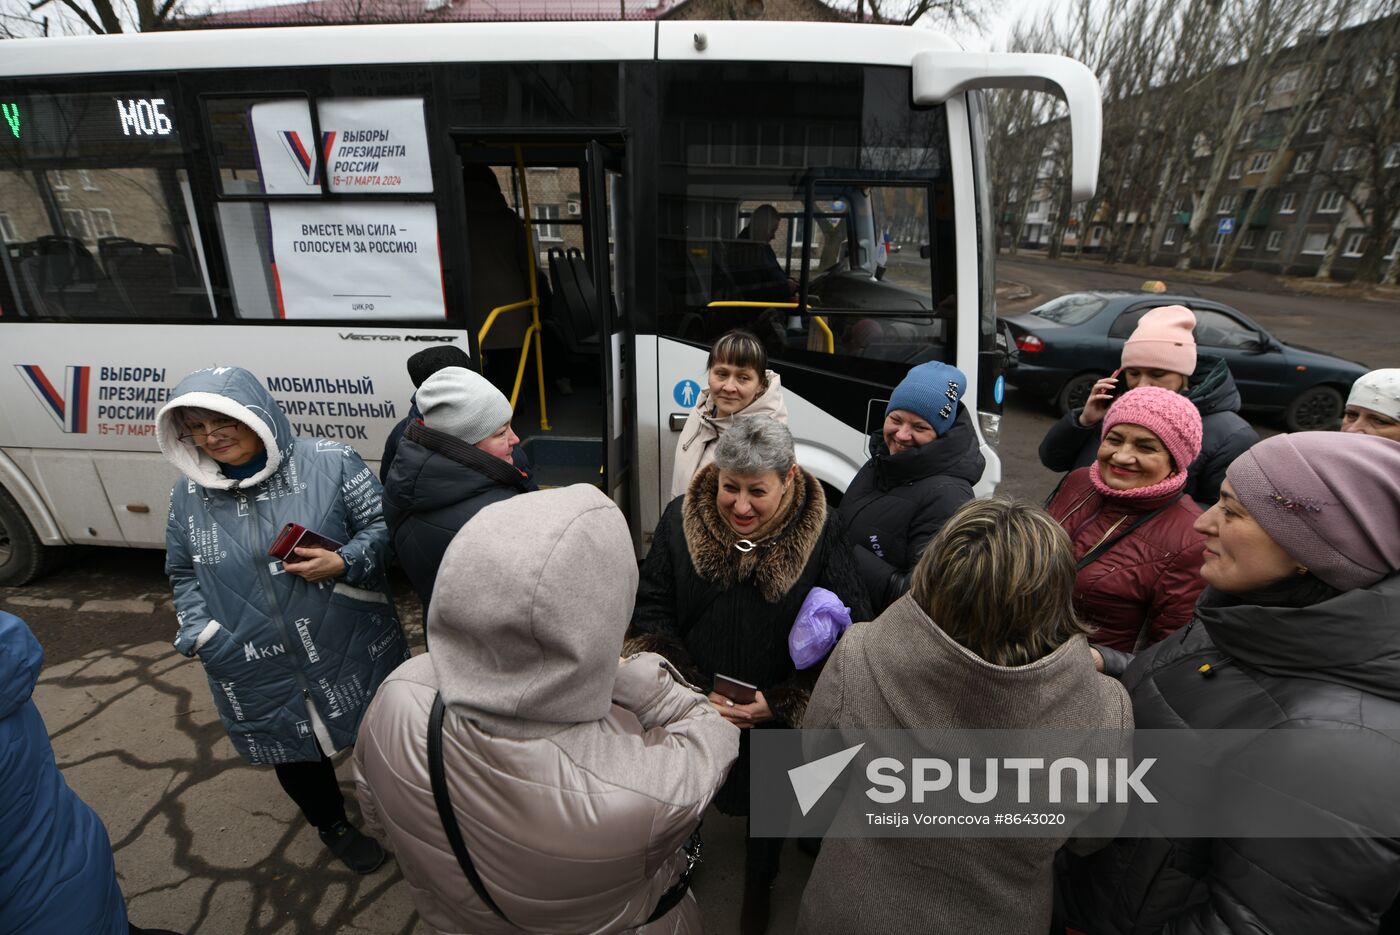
[673,379,701,408]
[1217,217,1235,235]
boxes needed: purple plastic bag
[788,586,853,670]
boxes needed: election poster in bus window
[265,201,445,320]
[247,98,443,319]
[247,97,432,194]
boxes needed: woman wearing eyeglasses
[155,366,408,875]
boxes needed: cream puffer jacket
[354,485,739,935]
[670,370,788,499]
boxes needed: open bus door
[586,140,635,531]
[459,137,631,531]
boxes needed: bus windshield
[655,62,955,376]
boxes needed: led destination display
[0,89,183,162]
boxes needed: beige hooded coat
[669,370,788,499]
[354,485,738,935]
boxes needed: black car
[1002,291,1370,431]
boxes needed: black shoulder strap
[428,693,510,920]
[1076,493,1185,571]
[427,693,694,926]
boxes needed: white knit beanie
[1347,368,1400,421]
[417,367,512,444]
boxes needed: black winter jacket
[839,407,985,612]
[1038,358,1258,508]
[382,422,536,608]
[627,466,872,815]
[1061,573,1400,935]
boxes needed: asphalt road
[3,253,1394,934]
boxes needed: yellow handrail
[703,301,835,355]
[476,149,550,431]
[477,298,535,346]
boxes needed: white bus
[0,21,1100,584]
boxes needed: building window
[1384,144,1400,169]
[1307,109,1328,133]
[78,169,101,191]
[1163,226,1177,246]
[1342,233,1366,257]
[1363,63,1380,87]
[1317,191,1345,213]
[50,169,71,190]
[1248,153,1273,174]
[61,208,91,242]
[1334,147,1360,172]
[1241,120,1259,143]
[533,204,562,241]
[1278,192,1298,214]
[90,208,118,240]
[1274,69,1301,94]
[1292,150,1315,174]
[1386,234,1399,259]
[1301,231,1330,254]
[1228,160,1243,179]
[0,212,16,242]
[1324,64,1343,89]
[1241,230,1258,249]
[1217,193,1239,214]
[1266,230,1284,251]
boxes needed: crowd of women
[3,309,1398,935]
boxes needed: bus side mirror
[911,51,1102,203]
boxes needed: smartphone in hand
[268,523,344,561]
[713,673,759,705]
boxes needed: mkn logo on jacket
[17,364,90,433]
[244,641,286,662]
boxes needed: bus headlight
[977,411,1002,449]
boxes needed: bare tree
[0,0,217,35]
[1312,4,1400,281]
[1215,0,1362,270]
[830,0,986,27]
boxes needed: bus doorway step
[520,436,604,490]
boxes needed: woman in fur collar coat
[630,416,871,935]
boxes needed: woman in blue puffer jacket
[156,366,408,875]
[0,611,128,934]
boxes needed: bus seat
[21,236,127,318]
[102,240,202,318]
[546,246,601,359]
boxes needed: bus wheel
[0,487,61,587]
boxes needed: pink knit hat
[1225,432,1400,591]
[1091,386,1204,500]
[1121,305,1197,375]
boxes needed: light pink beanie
[1121,305,1197,376]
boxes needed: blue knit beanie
[886,361,967,437]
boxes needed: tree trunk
[1314,212,1351,279]
[1138,154,1177,266]
[1382,246,1400,286]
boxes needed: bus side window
[0,165,213,321]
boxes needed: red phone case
[268,523,343,560]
